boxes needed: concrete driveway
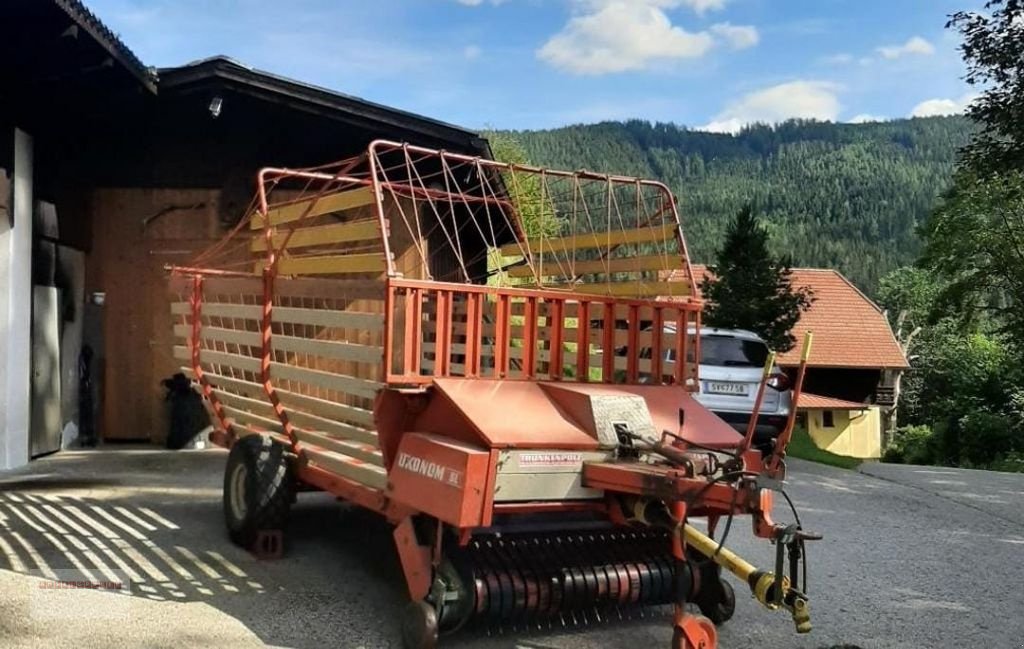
[0,449,1021,649]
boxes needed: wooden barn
[0,0,489,469]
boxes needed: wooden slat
[273,253,387,276]
[222,405,283,434]
[287,408,379,447]
[185,367,376,429]
[174,324,262,348]
[499,224,675,256]
[190,370,265,400]
[539,281,689,298]
[294,430,382,466]
[303,447,387,490]
[171,302,262,320]
[505,254,678,278]
[251,187,376,229]
[272,335,383,364]
[214,389,277,418]
[251,218,382,252]
[275,389,375,429]
[270,362,382,400]
[273,306,383,331]
[175,346,262,373]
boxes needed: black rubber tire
[696,577,736,625]
[223,435,293,549]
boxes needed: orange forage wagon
[168,140,820,649]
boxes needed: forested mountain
[503,117,972,292]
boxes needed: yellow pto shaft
[683,524,811,633]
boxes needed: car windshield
[698,335,769,367]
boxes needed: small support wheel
[223,434,293,552]
[694,565,736,625]
[401,600,439,649]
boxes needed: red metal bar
[767,333,813,476]
[464,292,480,377]
[523,297,537,378]
[260,268,299,450]
[602,303,615,383]
[435,290,452,376]
[651,306,664,384]
[675,308,687,385]
[492,501,606,515]
[577,301,591,381]
[626,304,640,383]
[494,294,510,378]
[549,299,564,380]
[189,276,231,442]
[383,280,395,380]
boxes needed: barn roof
[666,265,909,370]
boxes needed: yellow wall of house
[807,406,882,459]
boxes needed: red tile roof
[664,264,909,370]
[797,393,871,410]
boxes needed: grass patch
[786,427,862,470]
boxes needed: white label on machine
[518,452,583,468]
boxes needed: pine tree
[700,205,813,352]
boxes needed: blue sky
[88,0,981,131]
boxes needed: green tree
[920,172,1024,345]
[483,131,559,239]
[949,0,1024,174]
[700,205,813,351]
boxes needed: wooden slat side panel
[251,219,382,252]
[498,224,674,255]
[270,362,382,400]
[288,409,379,447]
[275,389,375,429]
[273,253,387,276]
[251,186,376,229]
[303,448,388,490]
[504,254,681,278]
[293,430,382,466]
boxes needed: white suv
[630,326,792,444]
[690,328,792,444]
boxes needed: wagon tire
[223,434,294,550]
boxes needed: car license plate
[706,382,748,396]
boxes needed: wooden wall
[87,188,224,442]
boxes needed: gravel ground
[0,448,1021,649]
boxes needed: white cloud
[877,36,935,60]
[849,114,884,124]
[679,0,728,14]
[710,23,759,50]
[456,0,483,5]
[538,1,715,74]
[463,45,482,60]
[910,93,978,117]
[700,80,841,133]
[821,53,853,65]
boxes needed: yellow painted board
[251,187,376,229]
[504,254,679,278]
[524,280,690,298]
[250,218,382,252]
[265,253,387,276]
[498,224,675,256]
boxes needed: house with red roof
[666,265,910,458]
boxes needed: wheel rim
[229,462,248,520]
